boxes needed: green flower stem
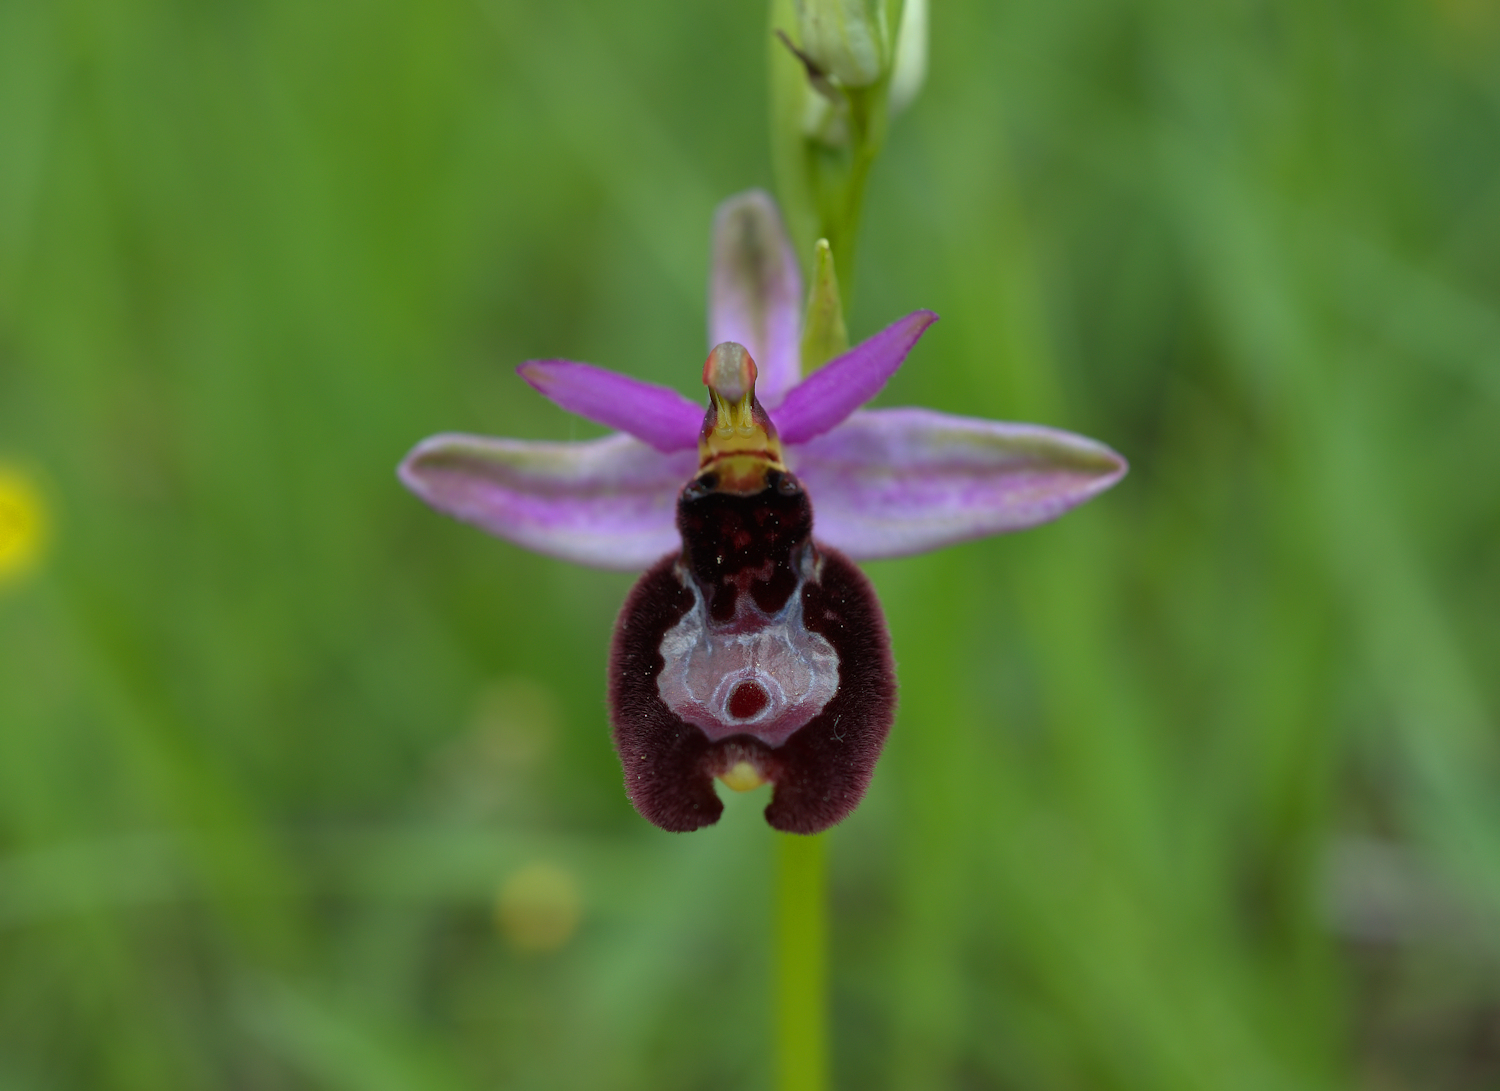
[768,0,890,298]
[816,83,886,290]
[776,831,829,1091]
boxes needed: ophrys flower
[400,191,1126,833]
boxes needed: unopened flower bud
[888,0,927,114]
[792,0,889,88]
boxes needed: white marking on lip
[655,565,839,746]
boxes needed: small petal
[399,432,694,570]
[791,407,1128,560]
[518,360,703,453]
[709,191,804,408]
[773,310,938,444]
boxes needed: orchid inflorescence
[400,191,1125,834]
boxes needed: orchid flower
[399,191,1126,835]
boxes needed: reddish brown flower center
[728,680,770,719]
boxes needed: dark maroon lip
[606,475,896,834]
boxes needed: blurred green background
[3,0,1500,1087]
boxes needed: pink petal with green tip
[772,311,938,444]
[398,432,694,570]
[518,360,703,453]
[791,408,1127,560]
[709,191,804,408]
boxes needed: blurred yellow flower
[0,465,48,588]
[495,862,582,953]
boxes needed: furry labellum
[609,463,895,834]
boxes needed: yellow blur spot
[0,465,47,588]
[718,761,767,793]
[496,862,582,953]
